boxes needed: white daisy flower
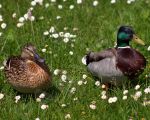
[56,16,61,20]
[65,114,71,119]
[39,93,45,99]
[77,0,82,4]
[89,104,96,110]
[93,1,99,6]
[127,0,131,4]
[101,95,107,99]
[135,91,142,97]
[108,97,117,103]
[43,31,49,36]
[144,87,150,94]
[64,27,68,30]
[15,95,21,103]
[17,23,24,28]
[1,23,7,29]
[135,85,140,90]
[108,97,113,103]
[0,66,4,70]
[0,32,2,36]
[35,118,40,120]
[36,98,41,102]
[61,75,67,82]
[95,81,100,86]
[63,38,69,43]
[82,74,87,79]
[31,1,37,6]
[78,80,83,86]
[41,104,49,110]
[41,48,46,53]
[70,87,76,94]
[45,3,49,8]
[49,26,55,33]
[64,33,70,38]
[110,0,116,4]
[69,51,73,55]
[51,0,56,3]
[122,95,128,100]
[54,69,60,75]
[58,5,63,9]
[101,91,106,95]
[101,84,106,89]
[73,97,78,101]
[69,5,74,10]
[19,17,25,23]
[147,46,150,51]
[62,70,67,74]
[59,32,64,37]
[12,13,17,18]
[0,4,2,8]
[52,33,59,38]
[61,104,66,107]
[84,81,87,85]
[0,93,4,100]
[123,90,128,95]
[0,15,3,21]
[29,16,35,21]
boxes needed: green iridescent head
[117,26,145,47]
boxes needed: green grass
[0,0,150,119]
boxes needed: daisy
[0,93,4,100]
[41,104,49,110]
[39,93,45,99]
[78,80,83,86]
[58,5,63,9]
[1,23,7,29]
[135,85,140,90]
[123,90,128,95]
[69,51,73,55]
[69,5,74,10]
[122,95,127,100]
[41,48,46,53]
[82,74,87,79]
[77,0,82,4]
[65,114,71,119]
[54,69,60,75]
[61,75,67,82]
[15,95,21,103]
[89,104,96,110]
[43,31,49,36]
[95,81,100,86]
[93,1,99,6]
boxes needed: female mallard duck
[4,44,51,93]
[85,26,146,86]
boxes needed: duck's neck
[117,39,131,48]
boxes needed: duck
[4,43,51,94]
[85,26,146,86]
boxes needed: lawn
[0,0,150,120]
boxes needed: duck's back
[116,48,146,79]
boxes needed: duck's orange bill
[133,34,145,46]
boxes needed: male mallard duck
[85,26,146,86]
[4,44,51,93]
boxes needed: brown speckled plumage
[4,44,51,93]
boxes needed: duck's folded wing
[86,48,116,64]
[26,60,50,80]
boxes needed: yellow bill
[133,34,145,45]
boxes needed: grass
[0,0,150,119]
